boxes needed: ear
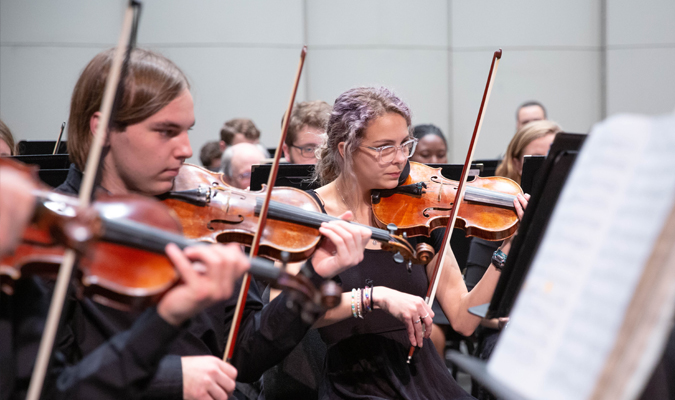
[89,111,113,145]
[281,143,290,160]
[338,142,346,159]
[219,140,226,152]
[89,112,101,138]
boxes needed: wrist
[372,286,386,309]
[491,249,507,271]
[157,303,187,327]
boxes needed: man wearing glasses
[281,100,332,165]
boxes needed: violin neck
[101,217,193,253]
[259,199,392,243]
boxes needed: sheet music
[487,113,675,400]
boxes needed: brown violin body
[163,164,428,266]
[371,161,522,241]
[163,164,323,263]
[1,193,180,311]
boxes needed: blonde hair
[313,87,412,208]
[495,120,562,184]
[0,119,15,155]
[67,48,189,170]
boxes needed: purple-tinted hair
[313,87,412,197]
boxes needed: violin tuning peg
[402,232,407,239]
[393,251,404,264]
[407,260,412,273]
[386,223,398,236]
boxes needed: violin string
[259,199,392,242]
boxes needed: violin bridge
[437,181,443,203]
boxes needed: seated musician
[9,48,370,400]
[410,124,447,165]
[0,160,248,398]
[281,100,332,165]
[465,119,560,400]
[304,86,527,399]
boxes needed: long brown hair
[495,120,562,184]
[67,48,189,170]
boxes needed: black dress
[307,191,473,400]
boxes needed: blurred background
[1,0,674,163]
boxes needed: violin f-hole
[207,216,244,231]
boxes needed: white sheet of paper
[487,113,675,400]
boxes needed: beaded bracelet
[351,288,357,318]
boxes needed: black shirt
[4,164,322,399]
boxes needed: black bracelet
[300,258,326,288]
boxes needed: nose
[392,146,407,165]
[174,131,193,160]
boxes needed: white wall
[1,0,674,164]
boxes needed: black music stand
[520,155,546,194]
[483,133,587,319]
[474,159,500,177]
[8,154,71,187]
[17,140,68,155]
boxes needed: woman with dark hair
[410,124,447,164]
[310,86,527,399]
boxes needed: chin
[147,180,175,196]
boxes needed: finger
[337,210,354,222]
[405,318,417,347]
[413,307,425,347]
[165,243,197,284]
[183,245,222,272]
[210,364,236,397]
[524,193,531,201]
[319,225,353,257]
[322,222,358,253]
[206,379,229,400]
[422,307,434,339]
[514,196,525,220]
[218,362,238,394]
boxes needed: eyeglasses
[360,138,418,163]
[290,144,319,159]
[235,171,251,181]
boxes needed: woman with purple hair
[308,87,526,399]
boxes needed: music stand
[8,154,71,187]
[520,155,546,194]
[483,133,587,319]
[17,140,68,155]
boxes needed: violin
[0,164,340,315]
[162,163,433,266]
[371,161,523,241]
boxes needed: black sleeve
[464,237,501,291]
[48,308,184,400]
[230,263,322,383]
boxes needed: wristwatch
[491,249,507,271]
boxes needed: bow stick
[407,49,502,363]
[223,46,308,362]
[26,2,141,399]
